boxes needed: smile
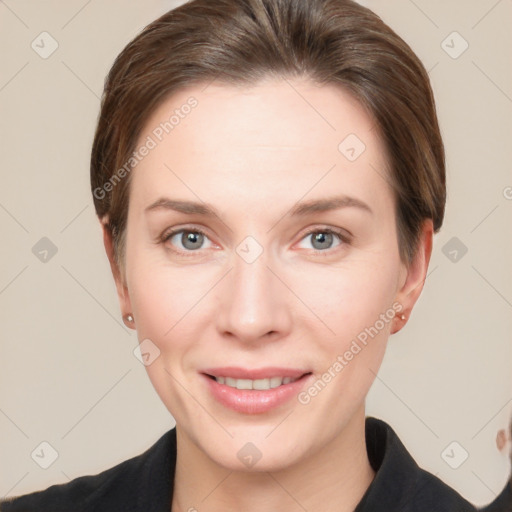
[201,370,313,414]
[208,375,302,390]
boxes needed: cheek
[129,272,174,340]
[293,256,399,338]
[124,225,204,333]
[126,250,220,364]
[291,257,399,406]
[126,262,208,415]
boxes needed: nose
[215,247,293,345]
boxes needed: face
[106,77,431,471]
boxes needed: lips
[201,366,310,380]
[200,367,314,414]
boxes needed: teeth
[214,376,299,390]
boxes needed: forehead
[129,78,392,214]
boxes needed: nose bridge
[216,239,291,342]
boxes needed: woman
[0,0,478,510]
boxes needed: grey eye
[310,232,335,250]
[167,230,213,251]
[297,230,344,252]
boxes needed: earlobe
[496,429,507,452]
[122,313,135,328]
[391,219,434,335]
[100,218,134,326]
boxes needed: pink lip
[200,370,313,415]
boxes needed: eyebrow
[144,195,373,217]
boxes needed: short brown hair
[91,0,445,273]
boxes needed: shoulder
[404,468,478,512]
[1,457,140,512]
[0,428,176,512]
[359,417,478,512]
[478,481,512,512]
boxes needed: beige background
[0,0,511,507]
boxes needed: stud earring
[124,314,134,324]
[399,314,406,320]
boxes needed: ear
[496,428,508,452]
[100,218,134,327]
[391,218,433,335]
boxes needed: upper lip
[201,367,311,380]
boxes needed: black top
[479,481,512,512]
[0,417,477,512]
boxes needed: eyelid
[300,225,352,242]
[160,224,214,248]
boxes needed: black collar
[0,417,478,512]
[355,417,477,511]
[137,416,477,511]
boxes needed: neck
[171,407,375,512]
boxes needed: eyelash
[159,226,351,257]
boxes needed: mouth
[203,373,312,390]
[200,370,314,414]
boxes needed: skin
[102,77,433,512]
[496,424,511,455]
[495,420,512,494]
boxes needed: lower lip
[201,373,313,414]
